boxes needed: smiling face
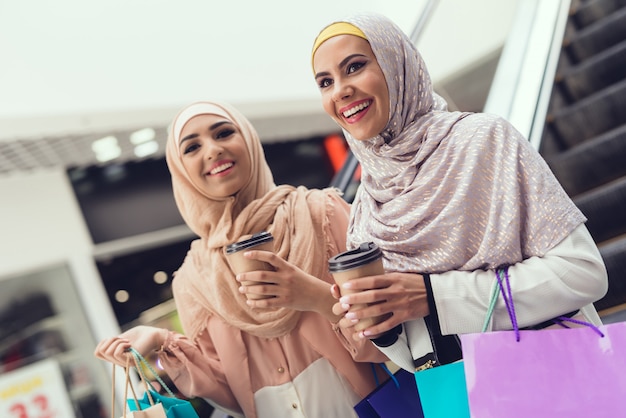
[178,113,252,198]
[313,34,390,140]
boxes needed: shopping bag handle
[492,267,605,341]
[481,279,500,333]
[128,347,176,398]
[552,315,605,337]
[494,267,520,341]
[111,356,141,418]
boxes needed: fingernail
[342,282,353,289]
[345,312,357,320]
[341,303,350,310]
[339,296,350,304]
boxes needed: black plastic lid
[225,231,274,254]
[328,242,382,272]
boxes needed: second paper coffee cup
[225,231,274,300]
[328,242,388,331]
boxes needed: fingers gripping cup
[328,242,388,331]
[225,232,275,300]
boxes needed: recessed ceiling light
[115,289,130,303]
[92,135,121,162]
[130,128,156,145]
[153,271,168,284]
[134,140,159,158]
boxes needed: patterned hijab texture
[165,101,330,339]
[315,13,585,273]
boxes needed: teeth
[210,162,233,175]
[343,101,370,118]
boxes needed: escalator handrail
[483,0,572,150]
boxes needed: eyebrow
[179,120,232,145]
[314,53,367,79]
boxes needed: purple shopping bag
[460,268,626,418]
[354,367,424,418]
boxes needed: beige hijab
[165,101,332,339]
[313,13,586,274]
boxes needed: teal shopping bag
[413,274,502,418]
[128,390,199,418]
[128,348,200,418]
[414,362,470,418]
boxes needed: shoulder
[322,187,351,214]
[440,112,527,150]
[295,186,348,207]
[451,112,518,136]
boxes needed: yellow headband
[311,22,367,71]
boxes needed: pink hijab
[165,101,334,339]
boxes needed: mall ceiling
[0,50,500,178]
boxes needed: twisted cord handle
[129,347,176,398]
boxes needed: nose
[204,140,224,161]
[332,79,353,102]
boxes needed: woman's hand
[331,283,355,321]
[94,325,168,366]
[332,272,430,340]
[236,250,340,322]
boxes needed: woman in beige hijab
[95,101,387,418]
[311,13,608,372]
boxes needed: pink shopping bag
[461,322,626,417]
[460,268,626,418]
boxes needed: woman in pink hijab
[95,101,387,418]
[311,12,608,372]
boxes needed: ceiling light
[153,271,168,284]
[130,128,156,145]
[134,140,159,158]
[92,135,121,162]
[115,290,130,303]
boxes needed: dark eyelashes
[318,78,332,88]
[216,128,235,139]
[183,143,199,155]
[347,61,366,73]
[317,60,368,89]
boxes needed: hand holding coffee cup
[225,232,275,300]
[328,242,389,332]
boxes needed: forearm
[430,224,608,335]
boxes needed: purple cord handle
[553,316,605,337]
[495,267,520,341]
[494,266,605,341]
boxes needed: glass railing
[483,0,572,150]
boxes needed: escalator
[537,0,626,318]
